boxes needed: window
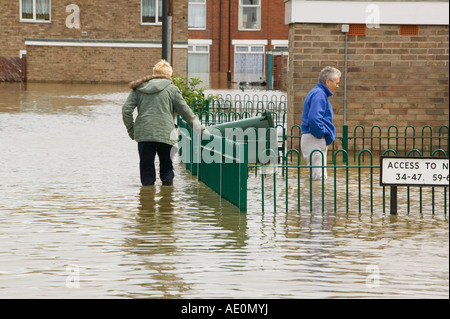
[234,44,265,83]
[188,41,211,86]
[142,0,163,24]
[189,0,206,29]
[20,0,50,22]
[239,0,261,31]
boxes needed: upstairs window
[189,0,206,29]
[239,0,261,31]
[142,0,163,24]
[20,0,51,22]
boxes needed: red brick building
[0,0,188,83]
[188,0,289,89]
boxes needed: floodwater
[0,82,448,299]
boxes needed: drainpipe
[219,0,222,84]
[341,24,349,163]
[267,50,272,90]
[227,0,231,88]
[341,24,349,125]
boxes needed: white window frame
[187,39,211,83]
[141,0,163,25]
[188,45,210,72]
[20,0,51,23]
[271,40,288,50]
[188,0,207,30]
[233,40,267,83]
[238,0,261,31]
[188,41,211,59]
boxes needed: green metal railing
[286,124,450,160]
[177,117,248,212]
[252,122,449,214]
[350,124,450,160]
[250,148,448,215]
[193,97,287,127]
[184,96,449,214]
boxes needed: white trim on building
[284,1,449,25]
[232,39,268,46]
[24,39,189,49]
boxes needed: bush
[172,75,212,113]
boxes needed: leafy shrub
[172,75,214,113]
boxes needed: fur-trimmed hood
[122,72,200,145]
[128,74,172,89]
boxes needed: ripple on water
[0,83,448,298]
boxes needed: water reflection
[134,186,177,255]
[248,164,449,215]
[124,186,186,298]
[0,83,447,298]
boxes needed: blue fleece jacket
[300,82,336,146]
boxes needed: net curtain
[142,0,162,22]
[234,53,264,83]
[22,0,50,19]
[188,0,206,29]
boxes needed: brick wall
[0,0,188,82]
[26,46,165,83]
[287,23,449,151]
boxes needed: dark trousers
[138,142,174,186]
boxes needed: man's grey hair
[318,66,341,84]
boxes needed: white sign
[381,156,449,187]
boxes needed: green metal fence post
[342,124,349,164]
[239,142,248,212]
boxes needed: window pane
[142,0,159,23]
[36,0,50,21]
[195,46,209,52]
[188,52,210,87]
[188,53,209,73]
[242,0,260,5]
[22,0,33,19]
[235,54,263,73]
[21,0,50,21]
[241,7,259,29]
[251,46,264,52]
[236,46,248,52]
[158,0,162,22]
[188,5,206,28]
[235,52,264,84]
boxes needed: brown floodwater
[0,82,448,298]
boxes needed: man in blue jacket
[301,66,341,181]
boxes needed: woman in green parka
[122,60,206,186]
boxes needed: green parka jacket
[122,75,201,145]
